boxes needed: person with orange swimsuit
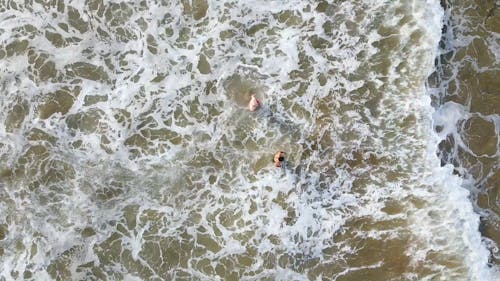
[273,151,285,167]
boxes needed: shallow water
[0,0,498,280]
[428,0,500,267]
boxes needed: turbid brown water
[0,0,498,280]
[429,0,500,266]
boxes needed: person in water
[273,151,285,167]
[248,94,260,111]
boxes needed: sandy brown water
[0,0,498,280]
[429,0,500,265]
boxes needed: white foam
[417,2,497,280]
[0,0,497,280]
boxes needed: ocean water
[428,0,500,269]
[0,1,498,281]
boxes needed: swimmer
[273,151,285,167]
[248,94,260,111]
